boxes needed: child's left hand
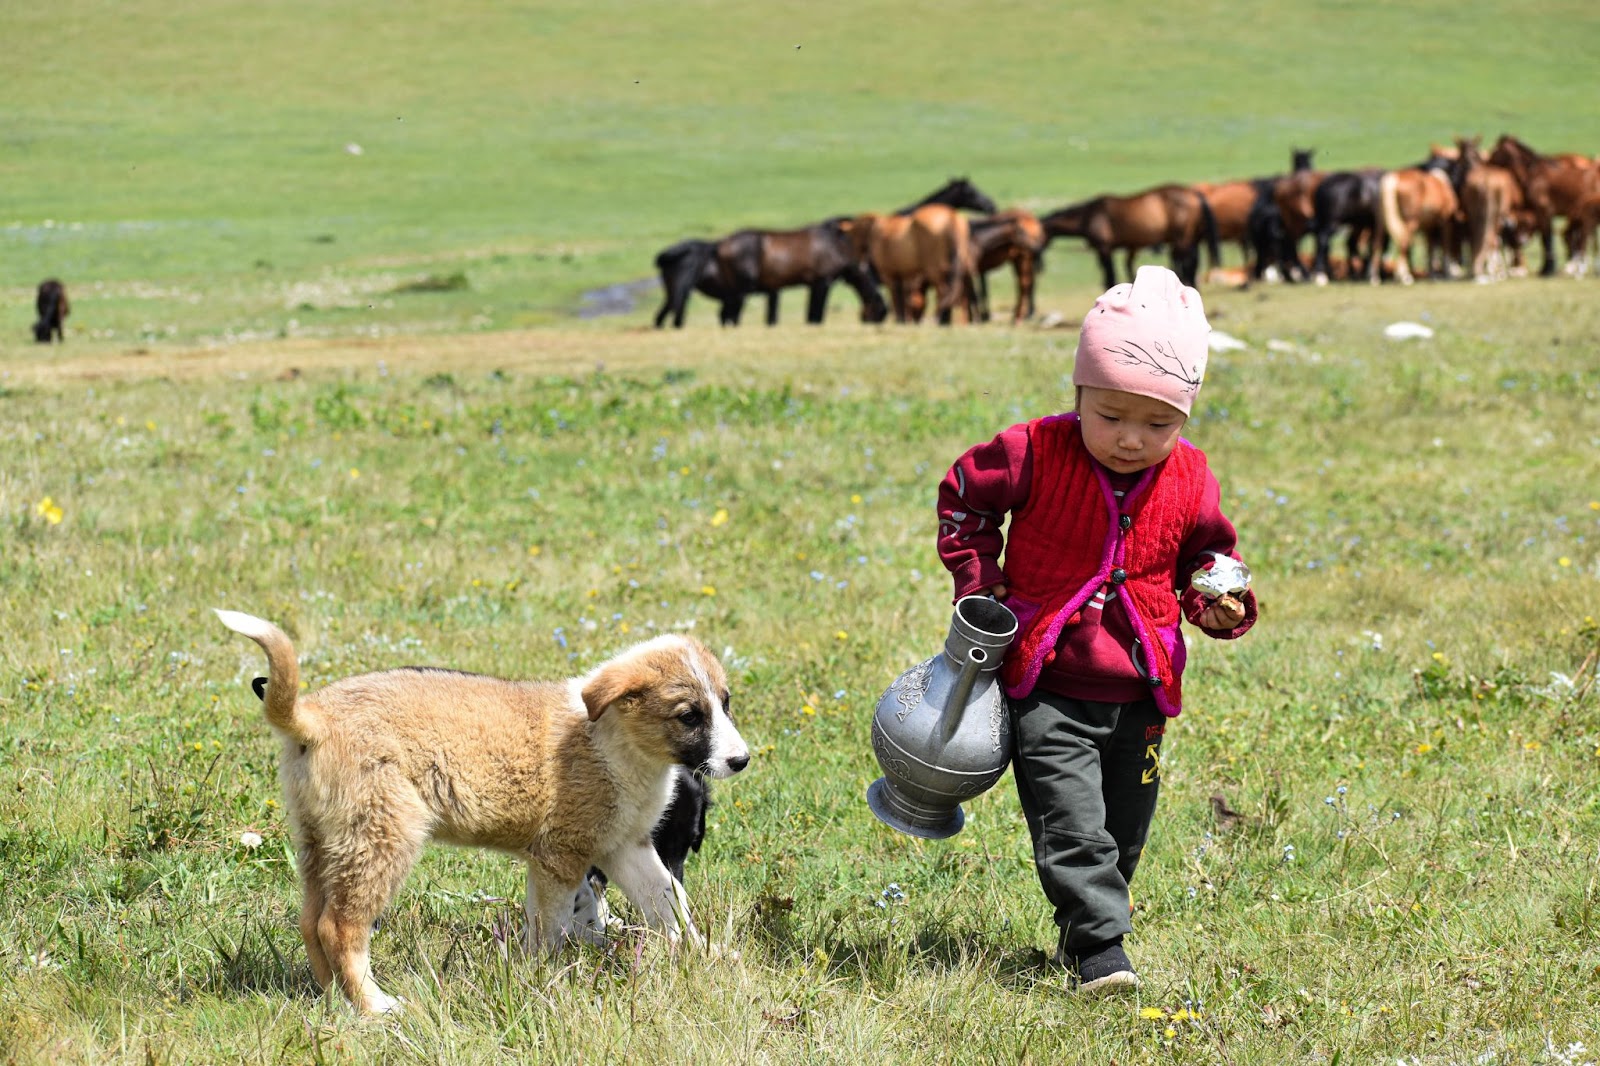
[1196,596,1246,630]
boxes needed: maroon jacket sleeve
[936,424,1032,602]
[1176,466,1257,639]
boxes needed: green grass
[3,279,1600,1062]
[5,0,1600,1061]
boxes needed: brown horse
[1040,184,1218,288]
[1565,192,1600,276]
[1488,134,1600,275]
[1192,179,1260,269]
[1373,152,1460,284]
[968,209,1046,323]
[1452,136,1530,282]
[843,204,972,324]
[1271,148,1323,279]
[711,222,887,326]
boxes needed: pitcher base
[866,777,965,840]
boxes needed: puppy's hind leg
[601,842,704,949]
[315,826,424,1014]
[293,831,335,992]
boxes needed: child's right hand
[987,584,1008,600]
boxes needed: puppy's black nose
[727,754,749,774]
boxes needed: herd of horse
[651,134,1600,328]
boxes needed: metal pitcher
[867,595,1018,839]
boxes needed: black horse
[1309,169,1386,283]
[1246,179,1297,281]
[893,176,997,216]
[33,278,69,343]
[653,240,737,328]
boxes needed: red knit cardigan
[999,413,1210,715]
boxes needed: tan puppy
[214,609,749,1015]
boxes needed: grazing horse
[1271,148,1322,279]
[894,177,998,216]
[652,223,886,328]
[1451,136,1531,281]
[653,240,737,328]
[712,222,887,326]
[1040,184,1219,289]
[1487,134,1600,276]
[844,205,972,325]
[968,209,1047,323]
[1309,168,1385,284]
[1373,152,1460,284]
[33,279,69,343]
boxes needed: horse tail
[1196,192,1221,271]
[1379,170,1407,246]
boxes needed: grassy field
[5,1,1600,1063]
[4,281,1600,1062]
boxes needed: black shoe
[1062,937,1140,994]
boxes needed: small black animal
[34,278,69,343]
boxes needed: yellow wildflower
[701,585,716,597]
[1558,557,1571,567]
[1415,743,1433,754]
[34,497,63,525]
[710,508,729,527]
[1139,1007,1165,1020]
[528,545,542,557]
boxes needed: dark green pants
[1009,691,1166,952]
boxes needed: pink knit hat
[1073,265,1210,416]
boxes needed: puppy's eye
[677,709,704,727]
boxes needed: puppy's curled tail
[214,609,315,743]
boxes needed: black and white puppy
[572,767,710,933]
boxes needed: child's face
[1075,386,1187,473]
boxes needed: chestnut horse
[1488,135,1600,275]
[968,209,1046,323]
[844,205,972,324]
[1193,178,1266,270]
[1451,136,1530,281]
[1271,148,1322,279]
[1040,184,1219,288]
[1373,152,1460,284]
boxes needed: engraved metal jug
[867,595,1018,839]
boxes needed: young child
[936,265,1256,993]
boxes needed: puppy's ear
[581,659,654,721]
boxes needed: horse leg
[1123,249,1137,283]
[1095,246,1116,289]
[974,270,991,323]
[766,291,780,327]
[722,294,745,326]
[1539,220,1558,277]
[1012,256,1033,323]
[1311,228,1332,285]
[806,281,829,324]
